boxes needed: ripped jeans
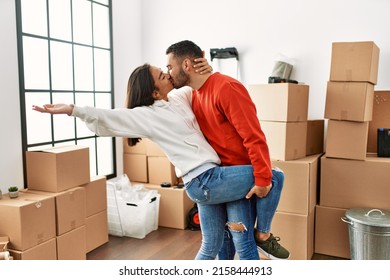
[184,165,264,260]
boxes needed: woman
[33,62,284,260]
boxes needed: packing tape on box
[0,251,10,260]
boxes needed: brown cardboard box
[25,187,86,236]
[260,121,307,161]
[145,139,166,157]
[85,210,109,253]
[270,209,315,260]
[325,120,369,160]
[26,145,90,192]
[248,83,309,122]
[123,138,147,154]
[325,82,374,122]
[0,192,56,251]
[320,155,390,210]
[147,156,178,185]
[306,120,324,156]
[8,238,57,260]
[272,154,321,215]
[143,183,194,229]
[314,205,350,259]
[82,176,107,217]
[123,153,148,183]
[330,41,380,85]
[0,236,9,252]
[367,91,390,153]
[56,226,86,260]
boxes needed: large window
[16,0,116,183]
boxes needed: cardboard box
[56,226,86,260]
[123,138,147,154]
[306,120,324,156]
[248,83,309,122]
[272,154,321,215]
[147,156,178,185]
[320,155,390,209]
[330,41,380,85]
[325,120,369,160]
[145,139,166,157]
[0,192,56,251]
[367,91,390,153]
[143,183,194,229]
[0,236,9,252]
[25,187,86,236]
[86,210,109,253]
[123,153,148,183]
[82,175,107,217]
[26,145,90,192]
[314,205,350,259]
[270,209,315,260]
[260,121,307,161]
[8,238,57,260]
[324,82,374,122]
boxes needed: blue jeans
[185,165,256,260]
[217,168,285,260]
[184,165,284,260]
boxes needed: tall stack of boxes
[0,146,108,260]
[248,83,324,259]
[123,138,193,230]
[315,41,390,259]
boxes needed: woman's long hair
[126,63,155,146]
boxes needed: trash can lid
[345,208,390,227]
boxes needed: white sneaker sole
[257,246,290,260]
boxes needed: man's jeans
[185,165,284,260]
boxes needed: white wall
[0,0,24,194]
[140,0,390,120]
[2,0,390,194]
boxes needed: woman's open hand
[32,104,74,116]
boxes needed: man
[165,40,289,260]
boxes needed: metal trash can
[341,208,390,260]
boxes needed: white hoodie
[72,86,220,177]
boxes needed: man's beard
[172,68,189,89]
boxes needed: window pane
[52,92,75,141]
[94,0,109,5]
[72,0,92,45]
[25,92,51,144]
[78,138,97,176]
[95,93,112,109]
[50,41,73,90]
[23,37,50,89]
[28,144,55,151]
[74,45,93,91]
[94,48,111,91]
[21,0,47,36]
[48,0,71,41]
[93,3,110,48]
[75,92,95,137]
[97,136,114,175]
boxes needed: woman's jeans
[184,165,284,260]
[218,167,285,260]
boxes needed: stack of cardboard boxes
[0,145,108,260]
[314,41,390,259]
[123,138,194,229]
[248,83,324,259]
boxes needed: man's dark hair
[166,40,203,61]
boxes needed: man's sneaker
[256,233,290,260]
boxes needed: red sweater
[192,72,272,187]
